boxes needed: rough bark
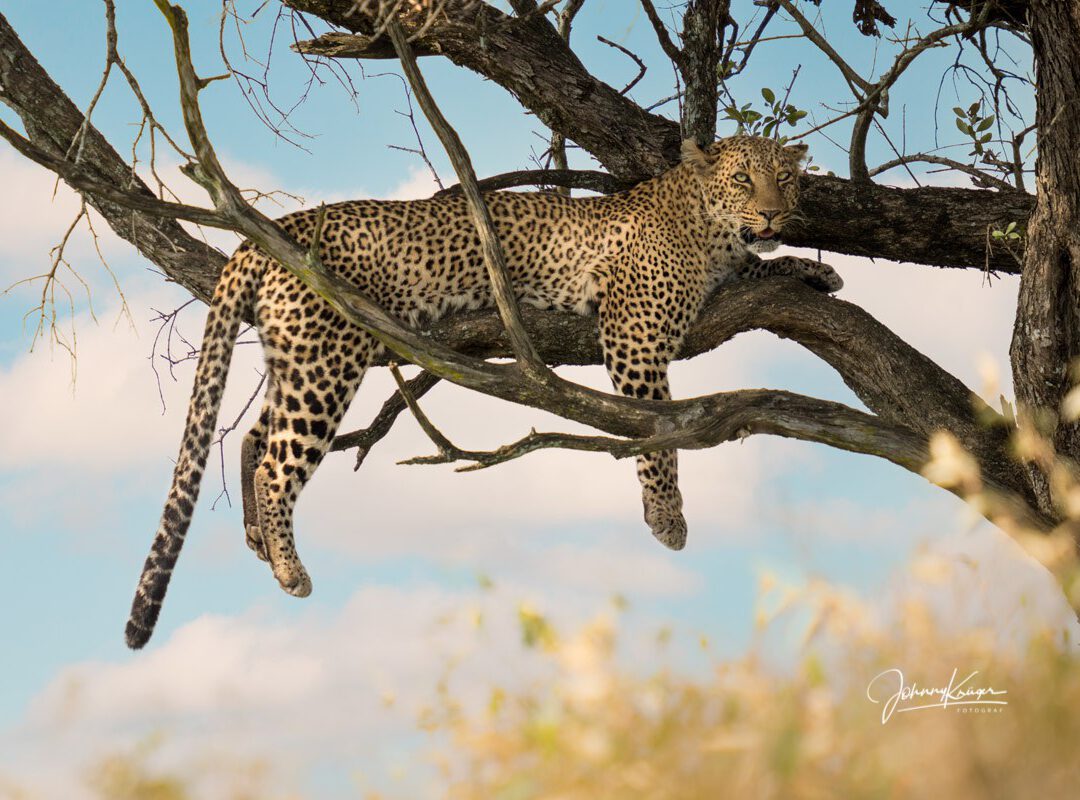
[679,0,728,146]
[1009,0,1080,513]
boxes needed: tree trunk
[679,0,728,146]
[1010,0,1080,514]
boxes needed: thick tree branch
[436,168,628,196]
[288,0,678,179]
[1009,1,1080,516]
[399,276,1030,505]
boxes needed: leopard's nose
[760,209,781,223]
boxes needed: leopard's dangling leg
[598,268,703,550]
[241,392,273,562]
[252,289,376,596]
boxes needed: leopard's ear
[783,142,809,164]
[681,139,716,171]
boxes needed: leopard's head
[682,135,809,251]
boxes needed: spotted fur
[125,135,842,648]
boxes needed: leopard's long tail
[125,255,254,649]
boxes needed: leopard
[125,134,843,649]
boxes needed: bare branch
[639,0,685,67]
[0,119,231,230]
[870,153,1018,191]
[595,36,647,96]
[777,0,871,96]
[0,11,225,304]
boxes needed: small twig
[724,3,780,79]
[367,70,445,189]
[147,298,197,413]
[776,0,870,96]
[211,371,267,510]
[596,35,647,96]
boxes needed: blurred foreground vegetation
[5,570,1077,800]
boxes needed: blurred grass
[422,580,1080,800]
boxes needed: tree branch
[639,0,685,68]
[870,153,1018,191]
[436,168,628,196]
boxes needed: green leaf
[956,118,971,135]
[953,106,965,117]
[762,87,776,104]
[980,132,993,143]
[977,115,995,131]
[968,101,981,116]
[1005,221,1017,233]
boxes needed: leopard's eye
[733,172,751,184]
[777,171,792,182]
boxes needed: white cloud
[0,150,131,291]
[0,286,262,471]
[3,582,628,798]
[385,166,443,200]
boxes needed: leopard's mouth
[740,226,779,245]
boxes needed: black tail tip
[125,619,152,649]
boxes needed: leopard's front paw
[645,502,688,550]
[800,260,843,293]
[272,558,313,598]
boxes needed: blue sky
[0,2,1071,797]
